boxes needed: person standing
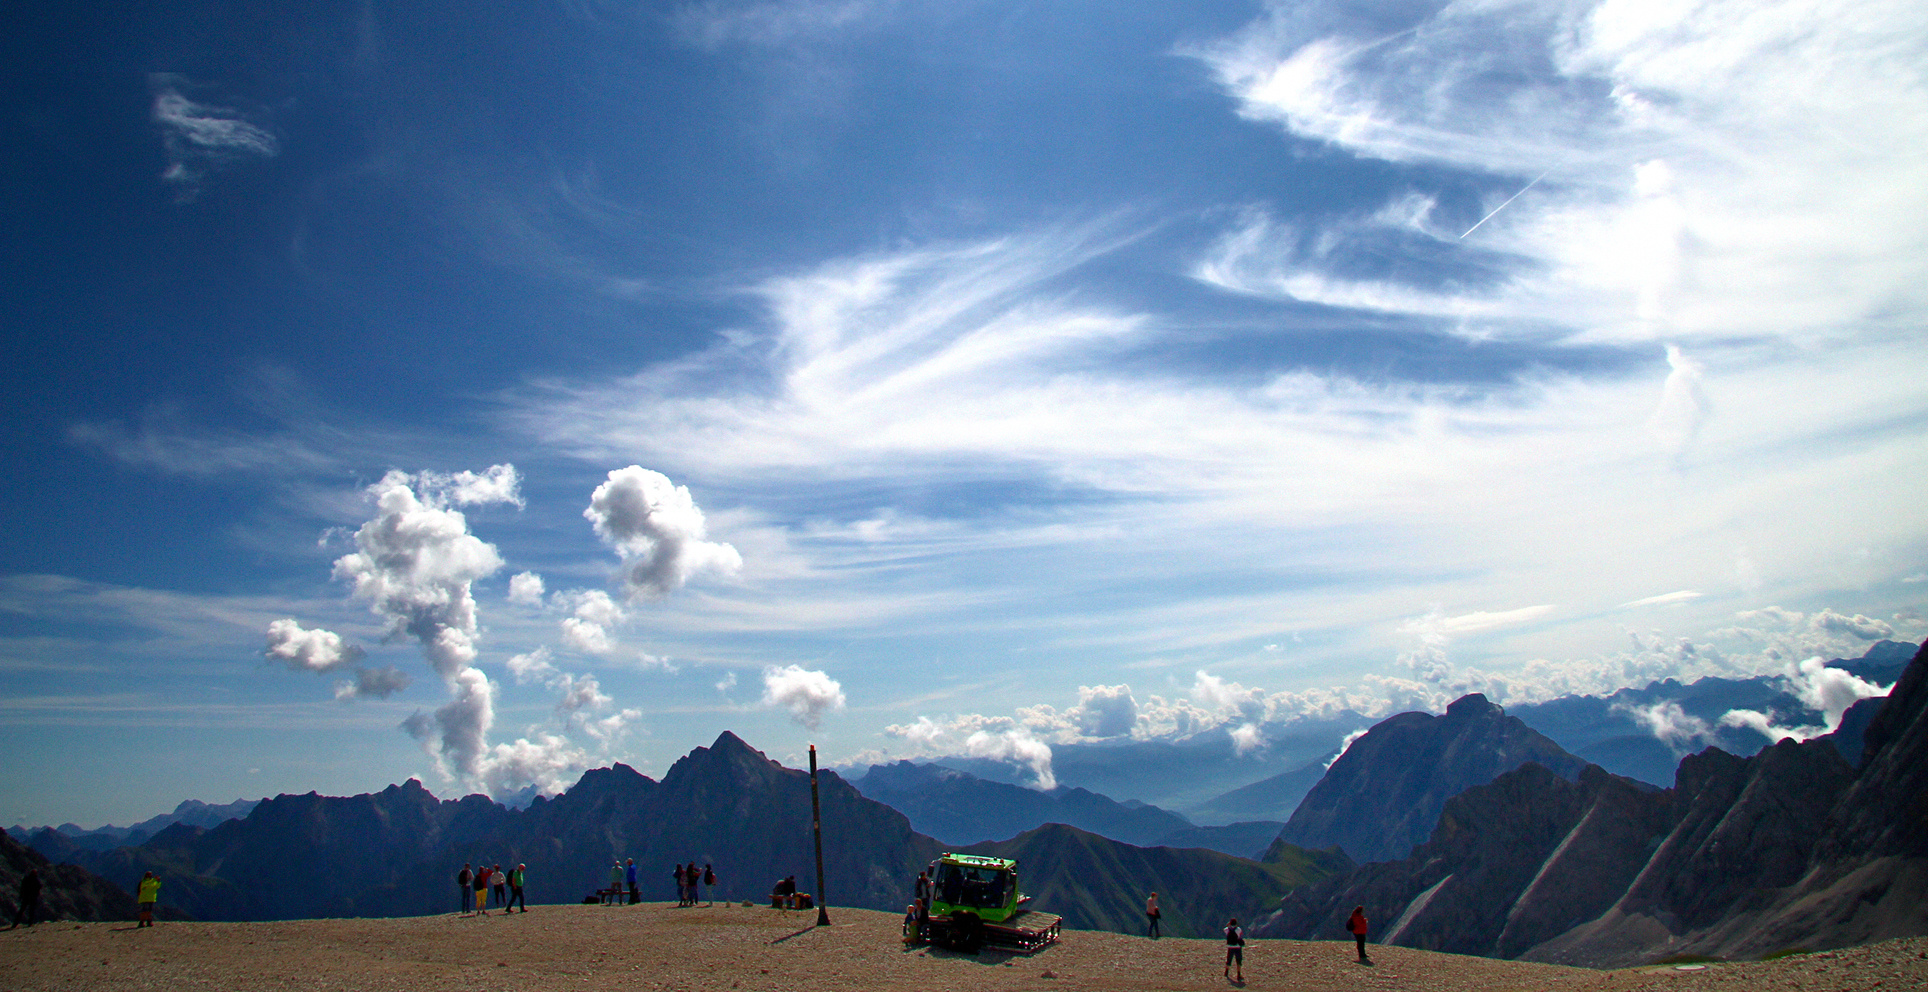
[136,871,161,928]
[508,864,526,913]
[492,863,507,909]
[607,861,623,904]
[8,868,42,930]
[625,858,639,906]
[1223,917,1245,982]
[1146,891,1162,939]
[702,864,716,906]
[458,863,473,915]
[1347,905,1371,963]
[473,864,490,915]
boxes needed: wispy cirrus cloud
[150,74,279,202]
[1186,0,1928,346]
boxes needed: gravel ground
[3,903,1924,992]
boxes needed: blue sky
[3,0,1925,828]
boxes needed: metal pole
[809,744,831,926]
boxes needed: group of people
[456,862,527,915]
[1135,890,1371,981]
[673,863,715,906]
[599,859,717,906]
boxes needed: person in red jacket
[1347,905,1371,963]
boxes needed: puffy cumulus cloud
[403,667,497,783]
[506,646,559,685]
[761,664,846,730]
[1192,671,1266,722]
[1809,610,1895,642]
[1782,655,1890,729]
[265,619,410,702]
[149,74,278,202]
[963,728,1057,791]
[507,571,546,606]
[557,589,627,655]
[584,466,743,599]
[476,733,590,798]
[1229,722,1264,756]
[264,618,362,673]
[881,713,1059,789]
[1068,684,1137,738]
[332,468,518,678]
[1617,700,1716,753]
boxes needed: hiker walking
[9,868,41,930]
[1146,891,1162,938]
[136,871,161,928]
[508,864,527,913]
[1347,905,1371,963]
[1224,917,1245,982]
[458,863,473,914]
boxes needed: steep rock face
[1251,762,1665,955]
[1525,641,1927,967]
[1272,694,1587,864]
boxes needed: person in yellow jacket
[137,871,161,928]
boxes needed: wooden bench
[597,887,626,905]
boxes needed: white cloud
[150,74,278,201]
[264,619,362,673]
[556,589,628,655]
[331,468,516,679]
[1325,727,1370,769]
[1188,0,1928,346]
[506,647,559,685]
[1068,684,1137,738]
[1617,700,1715,753]
[963,728,1057,791]
[761,664,846,730]
[584,466,743,599]
[1229,722,1264,756]
[507,572,546,606]
[1620,590,1703,609]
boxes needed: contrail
[1460,169,1550,239]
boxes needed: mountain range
[1251,639,1928,966]
[16,732,1338,939]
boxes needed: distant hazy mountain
[10,797,261,851]
[1253,640,1928,967]
[1151,821,1289,861]
[1183,759,1329,826]
[854,760,1193,846]
[959,822,1348,939]
[1269,693,1586,865]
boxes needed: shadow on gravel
[768,926,820,945]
